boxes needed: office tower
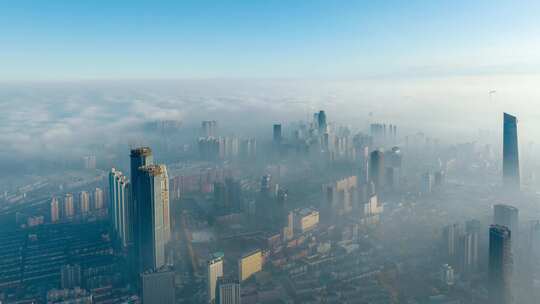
[79,191,90,215]
[494,204,519,253]
[208,252,224,304]
[94,187,104,210]
[64,193,75,218]
[460,220,480,274]
[61,264,82,289]
[503,113,520,190]
[216,278,241,304]
[318,110,327,133]
[369,150,384,191]
[273,124,282,144]
[443,223,461,263]
[141,269,175,304]
[109,168,131,247]
[489,225,513,304]
[136,164,170,273]
[50,197,60,223]
[202,120,218,137]
[130,147,154,275]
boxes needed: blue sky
[1,0,540,80]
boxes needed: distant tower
[494,204,519,253]
[63,193,74,218]
[94,187,104,210]
[79,191,90,215]
[208,252,224,304]
[110,168,131,247]
[489,225,513,304]
[50,197,60,223]
[503,113,520,190]
[202,120,218,137]
[460,219,480,274]
[369,150,384,191]
[273,124,282,145]
[318,110,327,133]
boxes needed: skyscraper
[79,191,90,215]
[503,113,520,190]
[369,150,384,191]
[202,120,218,137]
[208,252,224,304]
[136,164,170,273]
[130,147,154,275]
[109,168,131,248]
[442,223,461,262]
[216,277,241,304]
[64,193,74,218]
[489,225,513,304]
[494,204,519,253]
[273,124,282,144]
[460,219,480,274]
[317,110,327,134]
[94,187,104,210]
[50,197,60,223]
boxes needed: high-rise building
[494,204,519,253]
[136,164,170,273]
[273,124,282,144]
[369,150,384,191]
[109,168,131,247]
[50,197,60,223]
[202,120,218,137]
[94,187,104,210]
[64,193,75,218]
[317,110,327,133]
[60,264,82,289]
[503,113,520,190]
[460,219,480,274]
[421,171,434,194]
[79,191,90,215]
[489,225,513,304]
[140,268,175,304]
[130,147,154,276]
[238,249,262,282]
[216,278,241,304]
[443,223,461,262]
[208,252,224,304]
[440,264,455,286]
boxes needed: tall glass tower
[137,164,170,273]
[503,113,520,190]
[489,225,513,304]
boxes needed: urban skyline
[2,2,540,304]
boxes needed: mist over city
[2,1,540,304]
